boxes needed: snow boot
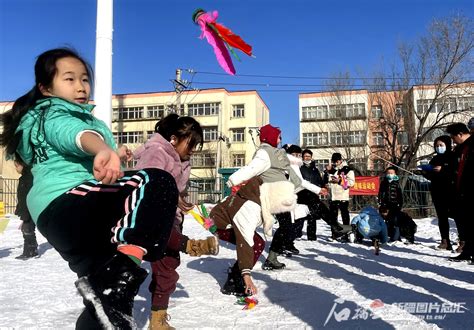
[221,265,247,296]
[262,250,286,270]
[149,310,175,330]
[283,243,299,255]
[437,239,452,250]
[186,236,219,257]
[455,241,465,253]
[16,233,39,260]
[75,253,148,329]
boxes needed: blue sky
[1,0,473,143]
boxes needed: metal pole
[94,0,113,128]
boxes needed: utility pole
[94,0,113,128]
[173,69,188,115]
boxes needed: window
[190,179,215,192]
[372,132,384,146]
[113,106,143,120]
[190,153,216,167]
[113,131,143,144]
[232,104,245,118]
[232,154,246,167]
[397,131,409,146]
[328,103,365,119]
[188,102,220,116]
[203,127,218,141]
[313,159,330,171]
[330,131,343,145]
[302,105,328,120]
[302,132,328,147]
[147,105,164,119]
[395,104,404,117]
[330,131,366,146]
[371,105,382,119]
[231,128,245,142]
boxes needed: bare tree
[368,15,473,170]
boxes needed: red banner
[349,176,380,196]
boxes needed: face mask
[386,174,399,182]
[303,160,311,165]
[435,145,446,154]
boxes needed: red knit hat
[259,124,281,147]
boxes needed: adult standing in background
[14,156,38,260]
[420,135,457,250]
[297,149,335,241]
[324,153,355,232]
[446,123,473,262]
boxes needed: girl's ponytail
[0,87,44,157]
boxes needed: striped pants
[37,168,178,277]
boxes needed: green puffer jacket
[15,97,116,223]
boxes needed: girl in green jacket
[0,48,178,330]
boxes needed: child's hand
[93,149,123,184]
[243,274,258,295]
[117,145,133,163]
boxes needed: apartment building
[0,88,270,189]
[299,83,474,174]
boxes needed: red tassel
[210,22,253,57]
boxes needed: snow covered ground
[1,214,473,329]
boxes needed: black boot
[16,233,39,260]
[283,243,299,255]
[221,265,246,296]
[262,251,286,270]
[75,253,148,329]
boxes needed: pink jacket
[133,133,190,194]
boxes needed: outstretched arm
[80,132,122,184]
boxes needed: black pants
[432,192,451,241]
[269,212,297,252]
[296,191,336,239]
[37,169,178,278]
[329,200,350,225]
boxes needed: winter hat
[468,117,474,130]
[259,124,281,147]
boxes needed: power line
[192,81,398,88]
[180,68,474,81]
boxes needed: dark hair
[433,135,452,151]
[285,144,302,154]
[155,113,203,151]
[446,123,469,136]
[385,166,398,174]
[331,152,342,163]
[302,149,313,157]
[13,153,31,175]
[0,48,93,157]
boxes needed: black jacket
[300,161,323,187]
[422,152,456,199]
[453,135,474,202]
[378,178,403,210]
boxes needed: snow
[1,214,473,329]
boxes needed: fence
[0,174,435,218]
[349,174,434,218]
[0,178,18,214]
